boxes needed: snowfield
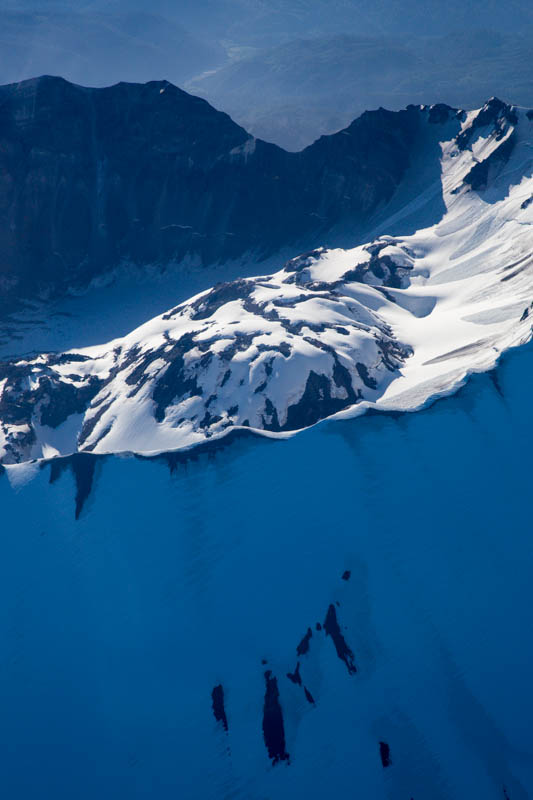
[1,98,533,464]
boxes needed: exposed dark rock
[78,401,113,449]
[262,671,290,765]
[428,103,456,124]
[343,244,413,289]
[218,333,258,362]
[0,357,101,431]
[39,376,102,428]
[281,370,354,432]
[356,362,378,390]
[271,292,331,308]
[283,249,327,274]
[199,410,223,430]
[211,684,228,732]
[151,335,204,423]
[324,604,357,674]
[51,353,93,365]
[378,337,412,372]
[342,570,351,581]
[464,133,516,190]
[189,280,255,321]
[0,355,105,461]
[0,424,36,463]
[261,398,281,431]
[456,98,517,150]
[264,358,275,377]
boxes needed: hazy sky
[2,1,533,148]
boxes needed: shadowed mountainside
[0,76,452,302]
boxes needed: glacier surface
[1,339,533,798]
[1,97,533,799]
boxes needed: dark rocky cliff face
[0,76,425,300]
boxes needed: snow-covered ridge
[1,99,533,465]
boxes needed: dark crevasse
[211,684,228,732]
[379,741,392,768]
[1,341,533,798]
[323,603,357,675]
[296,627,313,656]
[262,671,290,765]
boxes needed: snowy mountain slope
[2,336,533,799]
[1,99,532,464]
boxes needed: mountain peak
[1,97,532,464]
[0,78,445,302]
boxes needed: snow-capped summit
[0,244,413,462]
[1,97,533,464]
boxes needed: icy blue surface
[1,342,533,799]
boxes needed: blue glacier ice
[1,340,532,799]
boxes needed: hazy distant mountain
[12,0,533,45]
[0,9,223,87]
[189,30,533,148]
